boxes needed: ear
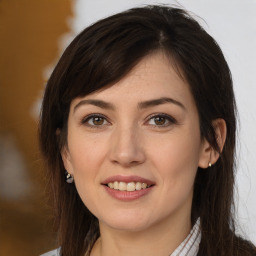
[198,118,227,169]
[61,146,74,175]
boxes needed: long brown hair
[39,5,256,256]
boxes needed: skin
[62,51,226,256]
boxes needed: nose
[109,125,146,168]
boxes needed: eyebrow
[74,99,115,112]
[138,97,186,110]
[73,97,186,113]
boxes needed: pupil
[93,117,104,125]
[155,117,165,125]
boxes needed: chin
[98,211,153,232]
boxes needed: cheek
[68,132,107,175]
[149,129,201,188]
[67,135,108,211]
[147,133,200,217]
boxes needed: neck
[90,214,191,256]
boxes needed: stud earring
[65,171,74,183]
[208,150,212,168]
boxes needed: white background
[63,0,256,243]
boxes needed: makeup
[102,175,155,201]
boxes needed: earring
[65,171,74,183]
[208,150,212,168]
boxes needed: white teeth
[113,181,119,190]
[107,181,150,191]
[108,182,114,189]
[119,182,127,191]
[127,182,135,191]
[135,182,142,190]
[141,183,147,189]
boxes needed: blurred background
[0,0,73,255]
[0,0,255,255]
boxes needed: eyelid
[145,113,177,126]
[80,112,177,128]
[81,113,111,127]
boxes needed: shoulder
[40,248,60,256]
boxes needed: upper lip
[102,175,155,186]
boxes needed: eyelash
[81,113,177,128]
[146,113,177,127]
[81,114,110,128]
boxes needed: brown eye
[154,116,166,125]
[82,114,109,127]
[92,117,104,125]
[147,114,176,127]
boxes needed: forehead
[70,51,194,109]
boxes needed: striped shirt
[170,218,201,256]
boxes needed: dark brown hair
[39,5,256,256]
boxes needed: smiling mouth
[105,181,153,192]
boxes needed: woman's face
[62,52,209,232]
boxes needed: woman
[39,5,256,256]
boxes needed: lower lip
[103,185,154,201]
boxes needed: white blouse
[40,248,60,256]
[170,218,201,256]
[41,219,201,256]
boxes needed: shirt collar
[170,218,201,256]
